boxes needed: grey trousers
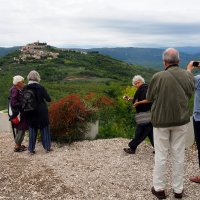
[15,129,25,145]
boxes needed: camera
[123,95,129,100]
[193,61,200,67]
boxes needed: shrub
[49,93,114,143]
[97,85,136,139]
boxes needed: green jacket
[146,66,194,128]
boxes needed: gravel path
[0,131,200,200]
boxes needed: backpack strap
[167,71,186,94]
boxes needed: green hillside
[2,46,200,69]
[0,43,195,140]
[0,43,157,110]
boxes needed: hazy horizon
[1,43,200,50]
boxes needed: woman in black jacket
[24,70,51,154]
[123,75,154,154]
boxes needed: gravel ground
[0,131,200,200]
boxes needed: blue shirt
[193,75,200,121]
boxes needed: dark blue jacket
[24,83,51,128]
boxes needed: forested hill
[2,46,200,69]
[0,47,20,57]
[89,47,200,68]
[0,42,157,110]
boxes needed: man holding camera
[147,48,194,199]
[187,61,200,184]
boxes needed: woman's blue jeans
[28,126,51,152]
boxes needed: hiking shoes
[173,191,183,199]
[123,148,136,154]
[151,186,166,199]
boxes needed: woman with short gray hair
[132,75,145,86]
[27,70,41,82]
[123,75,154,154]
[24,70,51,154]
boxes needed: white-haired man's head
[132,75,145,88]
[162,48,180,68]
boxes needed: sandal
[189,176,200,183]
[14,147,23,152]
[14,145,27,152]
[20,145,27,151]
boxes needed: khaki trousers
[153,123,189,193]
[15,129,26,145]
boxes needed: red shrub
[49,93,114,143]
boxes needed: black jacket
[24,83,51,128]
[132,84,151,113]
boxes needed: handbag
[11,113,21,125]
[8,100,21,125]
[135,111,151,124]
[8,98,20,119]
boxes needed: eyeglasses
[133,81,140,86]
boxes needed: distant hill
[0,47,20,57]
[176,47,200,55]
[0,43,157,109]
[0,43,156,82]
[88,47,200,69]
[2,46,200,69]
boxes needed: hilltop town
[13,41,91,63]
[14,41,59,63]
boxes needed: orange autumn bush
[49,93,114,143]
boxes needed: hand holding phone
[193,61,200,67]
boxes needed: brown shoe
[189,176,200,183]
[123,148,135,154]
[20,145,27,151]
[14,147,23,152]
[174,191,183,199]
[151,186,166,199]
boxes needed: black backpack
[22,89,38,112]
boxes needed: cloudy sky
[1,0,200,48]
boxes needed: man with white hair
[123,75,154,154]
[146,48,194,199]
[187,61,200,184]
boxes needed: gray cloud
[1,0,200,47]
[81,18,200,35]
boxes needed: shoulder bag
[135,111,151,125]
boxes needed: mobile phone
[193,61,200,67]
[123,95,128,100]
